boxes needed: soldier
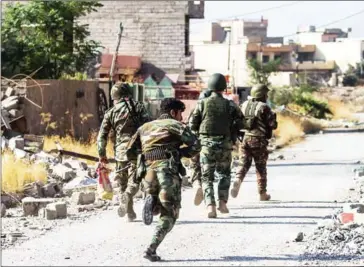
[189,73,244,218]
[126,98,200,261]
[189,89,212,206]
[97,82,151,222]
[231,84,278,201]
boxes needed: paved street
[2,132,364,266]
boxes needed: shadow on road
[267,162,359,167]
[227,215,325,219]
[162,254,364,263]
[177,220,317,225]
[229,205,339,210]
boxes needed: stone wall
[77,1,189,76]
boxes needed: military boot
[126,196,137,222]
[143,248,161,262]
[207,204,217,218]
[117,193,128,218]
[193,180,203,206]
[143,194,157,225]
[259,192,271,201]
[217,200,229,214]
[230,179,242,198]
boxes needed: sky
[190,1,364,40]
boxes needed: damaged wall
[24,80,100,140]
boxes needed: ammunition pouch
[135,154,147,184]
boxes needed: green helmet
[208,73,227,92]
[111,82,133,100]
[250,84,269,99]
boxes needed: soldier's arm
[97,111,112,158]
[126,129,142,161]
[262,106,278,130]
[179,126,201,158]
[230,101,245,130]
[188,100,203,133]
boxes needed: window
[274,55,281,61]
[263,55,269,63]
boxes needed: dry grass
[1,150,47,193]
[274,114,305,148]
[327,98,357,122]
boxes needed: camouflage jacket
[188,92,244,148]
[126,114,201,170]
[241,99,278,140]
[97,99,151,161]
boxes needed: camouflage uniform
[126,112,200,260]
[97,83,151,220]
[188,90,212,189]
[189,73,244,217]
[232,84,278,200]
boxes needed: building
[78,1,204,81]
[296,26,364,74]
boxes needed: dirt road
[2,132,364,266]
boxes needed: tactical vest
[241,99,267,137]
[199,93,231,136]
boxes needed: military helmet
[250,84,269,99]
[208,73,227,92]
[110,82,133,100]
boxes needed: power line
[120,8,364,46]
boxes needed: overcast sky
[190,1,364,40]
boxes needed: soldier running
[97,82,151,222]
[189,73,244,218]
[231,84,278,201]
[126,98,200,262]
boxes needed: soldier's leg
[121,162,140,221]
[231,143,253,198]
[252,146,270,201]
[200,146,217,218]
[115,161,129,193]
[216,149,232,213]
[144,169,180,262]
[190,153,203,206]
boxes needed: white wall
[297,32,323,45]
[192,40,249,87]
[315,39,364,73]
[269,72,296,87]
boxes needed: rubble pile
[1,133,145,248]
[302,162,364,260]
[1,80,27,128]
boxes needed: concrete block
[46,202,67,219]
[22,197,54,216]
[8,137,25,151]
[23,181,44,198]
[38,207,57,220]
[71,191,96,205]
[42,183,62,198]
[2,96,19,110]
[50,164,77,182]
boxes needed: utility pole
[109,22,124,108]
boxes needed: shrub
[342,74,358,87]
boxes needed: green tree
[247,58,281,86]
[1,0,103,79]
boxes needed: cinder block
[22,197,54,216]
[71,191,96,205]
[46,202,67,219]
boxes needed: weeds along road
[2,132,364,266]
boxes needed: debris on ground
[302,161,364,260]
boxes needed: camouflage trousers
[200,146,232,206]
[146,164,182,250]
[190,153,201,184]
[235,136,269,194]
[115,161,139,213]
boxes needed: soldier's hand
[99,157,109,164]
